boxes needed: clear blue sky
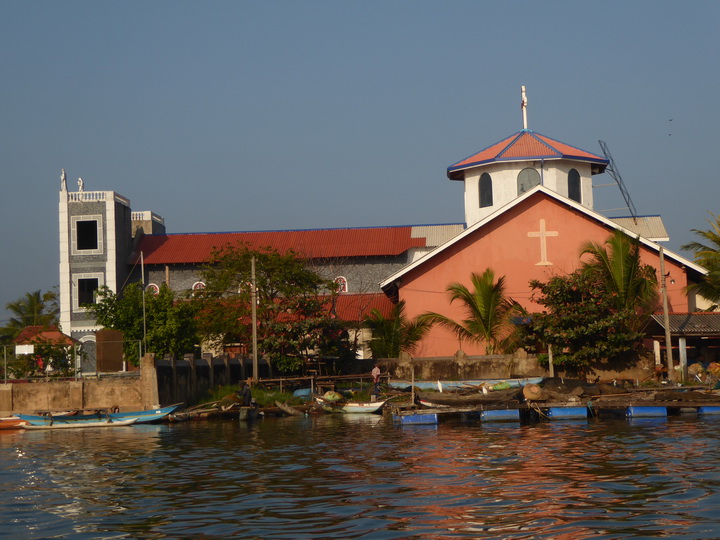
[1,1,719,324]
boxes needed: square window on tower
[70,215,104,255]
[76,220,99,250]
[78,278,99,306]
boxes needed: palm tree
[363,300,431,358]
[681,212,720,304]
[420,269,519,354]
[579,230,659,331]
[2,290,59,342]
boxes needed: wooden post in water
[548,345,555,378]
[410,360,415,407]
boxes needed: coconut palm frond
[421,268,517,354]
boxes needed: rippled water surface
[2,413,720,539]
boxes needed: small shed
[646,313,720,380]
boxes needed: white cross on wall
[527,219,558,266]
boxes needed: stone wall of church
[139,255,409,296]
[310,256,409,294]
[144,265,201,292]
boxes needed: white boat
[315,396,387,414]
[21,418,138,430]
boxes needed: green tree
[682,212,720,304]
[193,243,351,373]
[579,230,659,331]
[363,300,431,358]
[89,283,199,365]
[1,289,59,343]
[526,270,645,369]
[419,269,520,354]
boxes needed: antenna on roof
[598,140,638,224]
[521,86,528,130]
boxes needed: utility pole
[141,251,147,358]
[659,245,674,381]
[251,256,258,383]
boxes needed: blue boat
[18,404,182,426]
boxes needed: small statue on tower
[60,169,67,191]
[78,177,84,192]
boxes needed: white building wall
[58,190,71,335]
[463,160,595,227]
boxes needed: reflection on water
[1,415,720,538]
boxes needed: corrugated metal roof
[136,226,428,265]
[237,293,393,323]
[650,313,720,335]
[610,216,669,242]
[447,130,608,180]
[334,293,394,321]
[411,224,465,247]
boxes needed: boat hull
[0,417,28,430]
[17,404,181,426]
[389,377,544,391]
[21,418,138,430]
[317,398,387,414]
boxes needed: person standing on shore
[372,364,381,396]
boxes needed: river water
[2,413,720,539]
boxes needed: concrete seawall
[0,353,255,415]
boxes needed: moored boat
[416,388,522,407]
[0,416,28,430]
[315,396,387,414]
[389,377,544,392]
[21,418,138,430]
[17,404,181,426]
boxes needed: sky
[1,1,719,325]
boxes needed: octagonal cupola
[447,88,608,227]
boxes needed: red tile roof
[135,227,427,265]
[334,293,394,321]
[14,326,77,346]
[447,130,608,180]
[236,293,394,323]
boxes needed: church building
[57,90,708,368]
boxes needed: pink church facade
[383,188,704,358]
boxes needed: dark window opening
[479,173,493,208]
[568,169,581,203]
[77,220,99,250]
[517,168,541,194]
[78,278,99,305]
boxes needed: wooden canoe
[416,388,521,407]
[0,417,28,430]
[275,401,304,416]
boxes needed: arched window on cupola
[479,173,493,208]
[568,168,581,203]
[517,167,541,194]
